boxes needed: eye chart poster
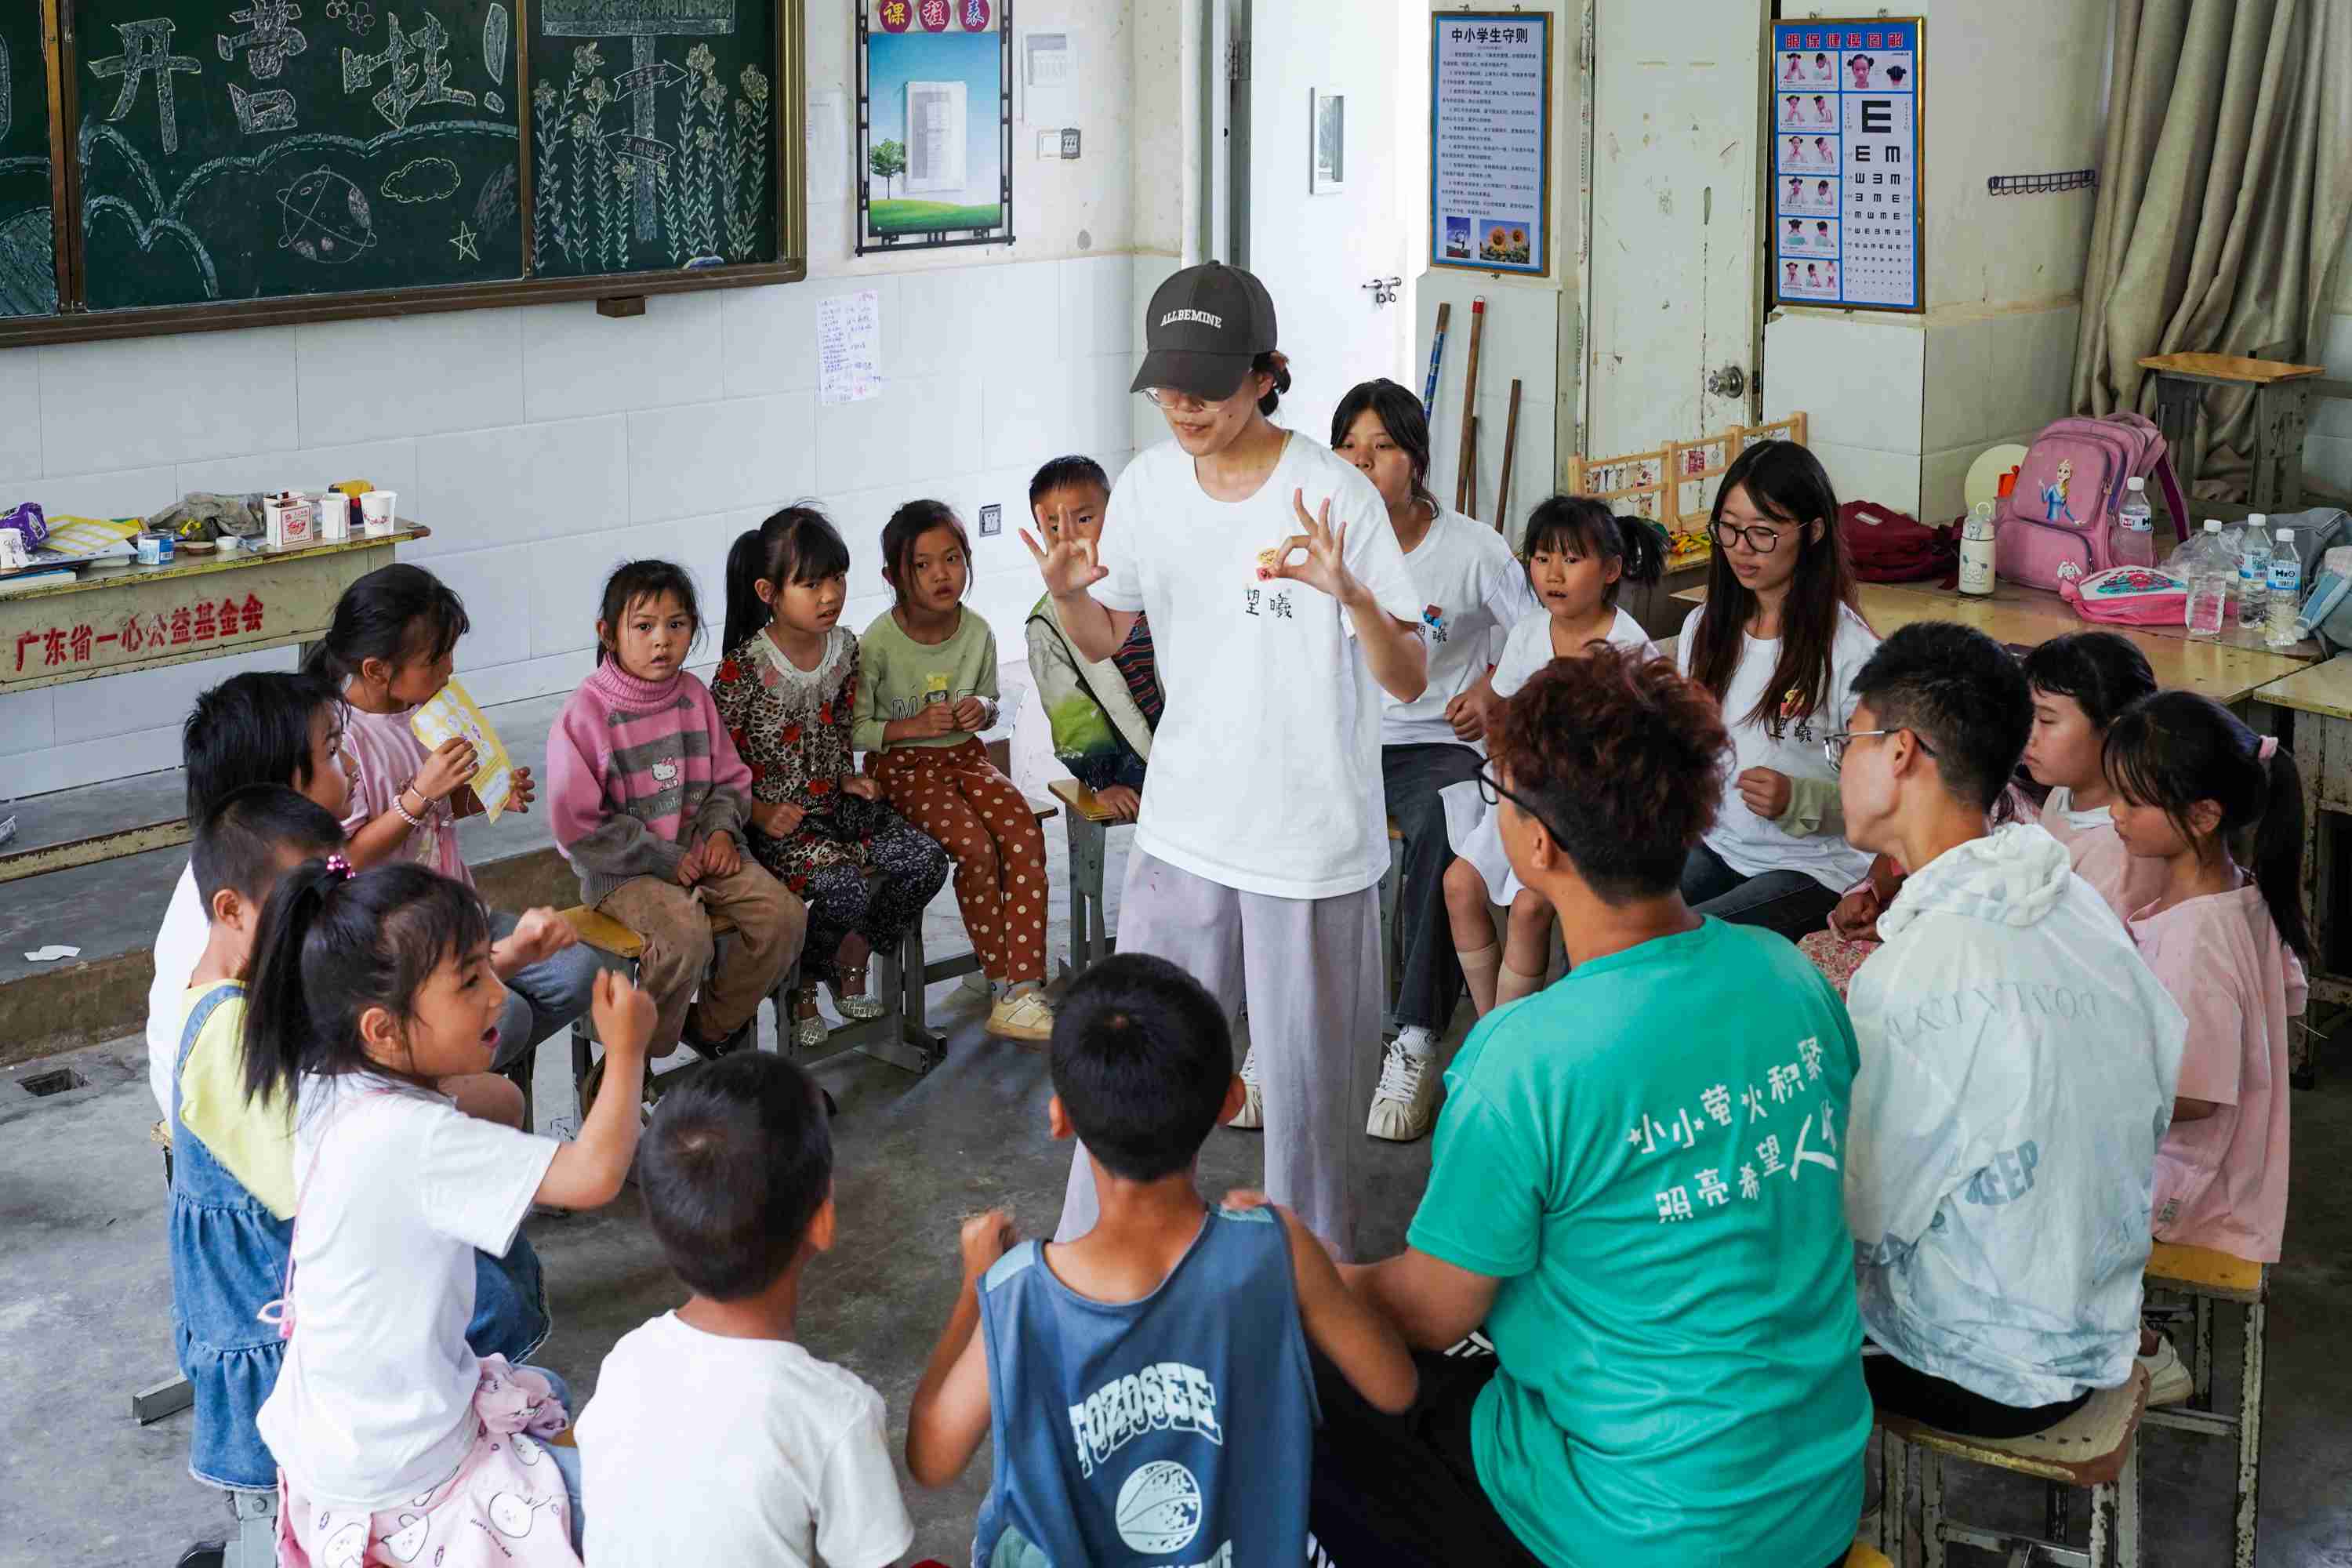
[1770,18,1922,311]
[1430,13,1553,277]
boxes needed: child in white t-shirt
[579,1052,912,1568]
[2021,631,2163,921]
[247,859,655,1565]
[1441,496,1663,1013]
[1675,441,1877,938]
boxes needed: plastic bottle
[1958,501,1998,596]
[2118,475,2154,535]
[2268,528,2304,646]
[2185,519,2228,637]
[2237,514,2270,630]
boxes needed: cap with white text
[1130,263,1279,401]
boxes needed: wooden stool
[1047,778,1125,978]
[2138,352,2325,514]
[1876,1364,2149,1567]
[2142,1242,2268,1564]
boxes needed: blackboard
[528,0,776,278]
[0,11,59,317]
[74,0,525,310]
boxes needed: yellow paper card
[408,679,516,822]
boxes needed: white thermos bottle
[1959,501,1998,596]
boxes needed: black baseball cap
[1130,263,1279,401]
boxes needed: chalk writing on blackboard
[89,20,205,156]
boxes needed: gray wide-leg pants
[1054,848,1383,1260]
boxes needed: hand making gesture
[1020,503,1109,597]
[1266,490,1367,605]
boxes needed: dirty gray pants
[1054,848,1383,1261]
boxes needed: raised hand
[1266,491,1362,603]
[1020,519,1108,597]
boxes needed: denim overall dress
[167,985,554,1491]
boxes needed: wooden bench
[2141,1242,2270,1564]
[1875,1364,2149,1567]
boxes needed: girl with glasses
[1675,440,1878,938]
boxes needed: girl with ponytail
[711,505,950,1046]
[2104,691,2307,1290]
[246,859,655,1565]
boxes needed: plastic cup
[358,491,397,536]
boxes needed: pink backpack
[1993,413,2187,590]
[2056,561,2190,626]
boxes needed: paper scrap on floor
[408,678,517,821]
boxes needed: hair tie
[325,853,355,881]
[2258,735,2279,762]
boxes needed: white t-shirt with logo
[578,1312,915,1568]
[1382,508,1537,748]
[1676,602,1878,893]
[1491,604,1659,699]
[1097,433,1422,898]
[256,1073,559,1508]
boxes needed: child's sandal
[828,964,889,1022]
[788,989,830,1051]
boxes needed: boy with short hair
[1837,621,2184,1435]
[1025,454,1161,822]
[576,1052,913,1568]
[906,953,1416,1563]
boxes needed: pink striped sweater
[548,660,753,906]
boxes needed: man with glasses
[1024,262,1426,1261]
[1835,622,2183,1439]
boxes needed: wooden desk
[2249,655,2352,1079]
[0,524,426,882]
[2139,351,2330,514]
[1672,580,2314,706]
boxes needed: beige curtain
[2072,0,2352,499]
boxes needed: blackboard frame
[0,0,807,347]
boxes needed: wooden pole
[1494,379,1523,534]
[1454,296,1486,511]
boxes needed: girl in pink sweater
[2022,632,2164,920]
[548,561,806,1058]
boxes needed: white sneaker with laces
[1367,1040,1441,1142]
[985,989,1055,1044]
[1228,1045,1263,1130]
[2140,1334,2194,1406]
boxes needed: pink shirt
[2038,788,2161,924]
[2129,877,2305,1261]
[340,702,473,887]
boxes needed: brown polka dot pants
[873,736,1048,985]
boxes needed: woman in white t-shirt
[246,859,657,1564]
[1675,441,1876,938]
[1024,263,1427,1260]
[1332,376,1537,1143]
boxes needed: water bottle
[2268,528,2304,646]
[2118,475,2154,535]
[2186,519,2228,637]
[1958,501,1998,596]
[2238,514,2271,630]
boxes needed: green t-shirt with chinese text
[1408,916,1871,1568]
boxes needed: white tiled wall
[1763,310,1926,514]
[0,256,1139,793]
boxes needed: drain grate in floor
[17,1067,87,1098]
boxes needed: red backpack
[1838,499,1955,584]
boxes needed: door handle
[1708,364,1748,398]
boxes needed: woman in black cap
[1023,261,1427,1259]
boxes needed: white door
[1582,0,1767,459]
[1241,0,1406,450]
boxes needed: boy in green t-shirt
[1301,646,1871,1568]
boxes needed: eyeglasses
[1710,519,1797,554]
[1476,765,1572,845]
[1142,379,1258,412]
[1822,728,1937,772]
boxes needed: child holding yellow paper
[312,564,599,1073]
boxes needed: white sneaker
[1367,1041,1441,1142]
[2140,1334,2194,1406]
[985,989,1055,1044]
[1228,1045,1263,1130]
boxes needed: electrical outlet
[1061,128,1082,159]
[979,503,1003,538]
[1036,129,1060,160]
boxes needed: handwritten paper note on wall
[818,289,884,406]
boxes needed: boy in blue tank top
[907,953,1417,1566]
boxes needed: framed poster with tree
[855,0,1012,255]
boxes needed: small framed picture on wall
[1311,87,1346,194]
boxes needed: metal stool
[1876,1364,2150,1567]
[2142,1241,2269,1563]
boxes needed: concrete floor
[6,852,2352,1565]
